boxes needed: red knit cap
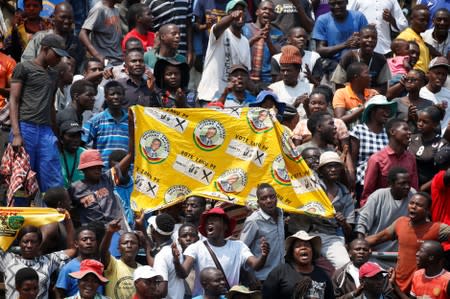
[280,45,302,65]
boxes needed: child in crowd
[388,39,413,78]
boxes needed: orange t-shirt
[411,269,450,299]
[332,84,378,111]
[0,52,16,108]
[392,217,441,292]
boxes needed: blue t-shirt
[242,24,284,84]
[56,258,104,296]
[312,10,368,61]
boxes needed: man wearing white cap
[133,265,166,299]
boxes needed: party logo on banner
[131,106,335,218]
[193,119,226,151]
[246,108,273,133]
[139,130,170,164]
[0,208,65,251]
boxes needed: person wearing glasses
[392,69,433,133]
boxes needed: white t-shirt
[184,239,254,296]
[421,29,450,57]
[268,80,313,119]
[197,26,251,102]
[154,245,185,299]
[419,86,450,133]
[272,50,321,84]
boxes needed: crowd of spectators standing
[1,0,450,298]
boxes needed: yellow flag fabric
[0,207,65,251]
[131,106,335,218]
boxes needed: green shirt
[143,49,186,69]
[60,148,85,188]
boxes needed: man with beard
[242,0,283,84]
[118,49,160,108]
[172,207,269,296]
[361,119,418,206]
[197,0,251,102]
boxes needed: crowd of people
[0,0,450,298]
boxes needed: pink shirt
[361,145,418,206]
[387,55,408,76]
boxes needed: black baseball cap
[60,121,83,135]
[40,34,69,57]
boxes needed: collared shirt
[82,108,129,168]
[347,0,408,54]
[117,77,161,108]
[240,208,285,280]
[333,84,379,111]
[361,145,419,206]
[223,90,256,108]
[397,27,431,73]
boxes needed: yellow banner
[0,207,65,251]
[131,106,335,218]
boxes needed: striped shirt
[144,0,193,55]
[82,108,129,169]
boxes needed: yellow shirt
[104,257,141,299]
[397,27,430,73]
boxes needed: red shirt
[411,269,450,299]
[431,170,450,250]
[361,145,418,206]
[122,28,155,52]
[392,217,441,292]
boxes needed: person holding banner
[0,210,76,299]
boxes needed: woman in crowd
[392,69,433,132]
[409,105,447,191]
[0,219,75,299]
[350,95,396,202]
[262,231,334,299]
